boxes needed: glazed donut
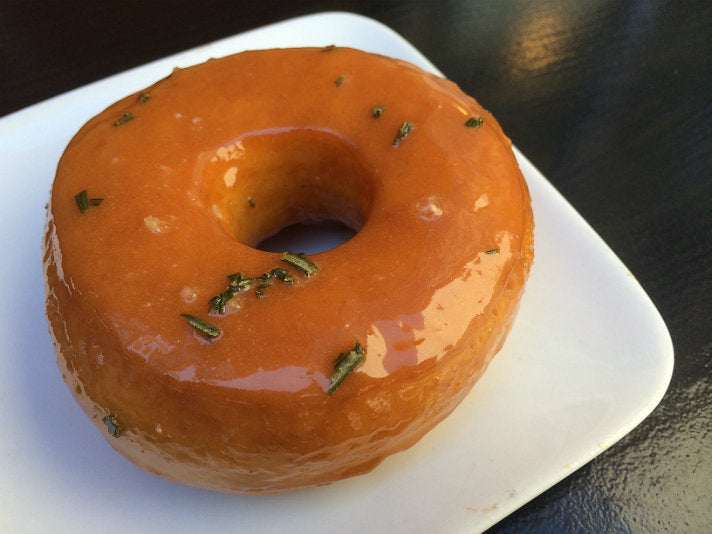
[44,47,534,494]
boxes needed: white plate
[0,12,673,534]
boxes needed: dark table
[2,1,709,532]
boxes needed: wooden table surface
[2,1,710,532]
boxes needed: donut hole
[205,130,373,252]
[257,220,357,254]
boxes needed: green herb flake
[485,248,500,255]
[113,112,135,126]
[209,266,302,312]
[393,122,414,146]
[74,189,104,214]
[328,341,365,395]
[228,272,255,291]
[335,74,344,87]
[371,105,385,118]
[465,116,484,128]
[281,252,319,276]
[74,190,89,213]
[255,274,273,296]
[270,268,294,285]
[209,273,250,314]
[180,313,222,338]
[321,44,337,52]
[138,92,151,103]
[208,292,230,315]
[248,196,256,207]
[101,414,121,438]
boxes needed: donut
[43,46,534,494]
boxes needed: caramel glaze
[44,47,534,493]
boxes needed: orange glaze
[43,47,534,493]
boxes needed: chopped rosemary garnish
[208,268,297,313]
[254,273,274,298]
[138,92,151,103]
[208,292,232,315]
[485,248,500,255]
[228,271,256,290]
[321,44,337,52]
[113,112,135,126]
[256,272,272,283]
[209,272,251,313]
[74,189,104,214]
[101,414,121,438]
[371,105,385,118]
[335,74,344,87]
[465,116,484,128]
[255,281,271,299]
[393,122,414,146]
[328,341,365,395]
[248,196,256,207]
[281,252,319,276]
[180,313,222,338]
[269,268,295,285]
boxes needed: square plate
[0,12,673,533]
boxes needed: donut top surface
[47,47,531,398]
